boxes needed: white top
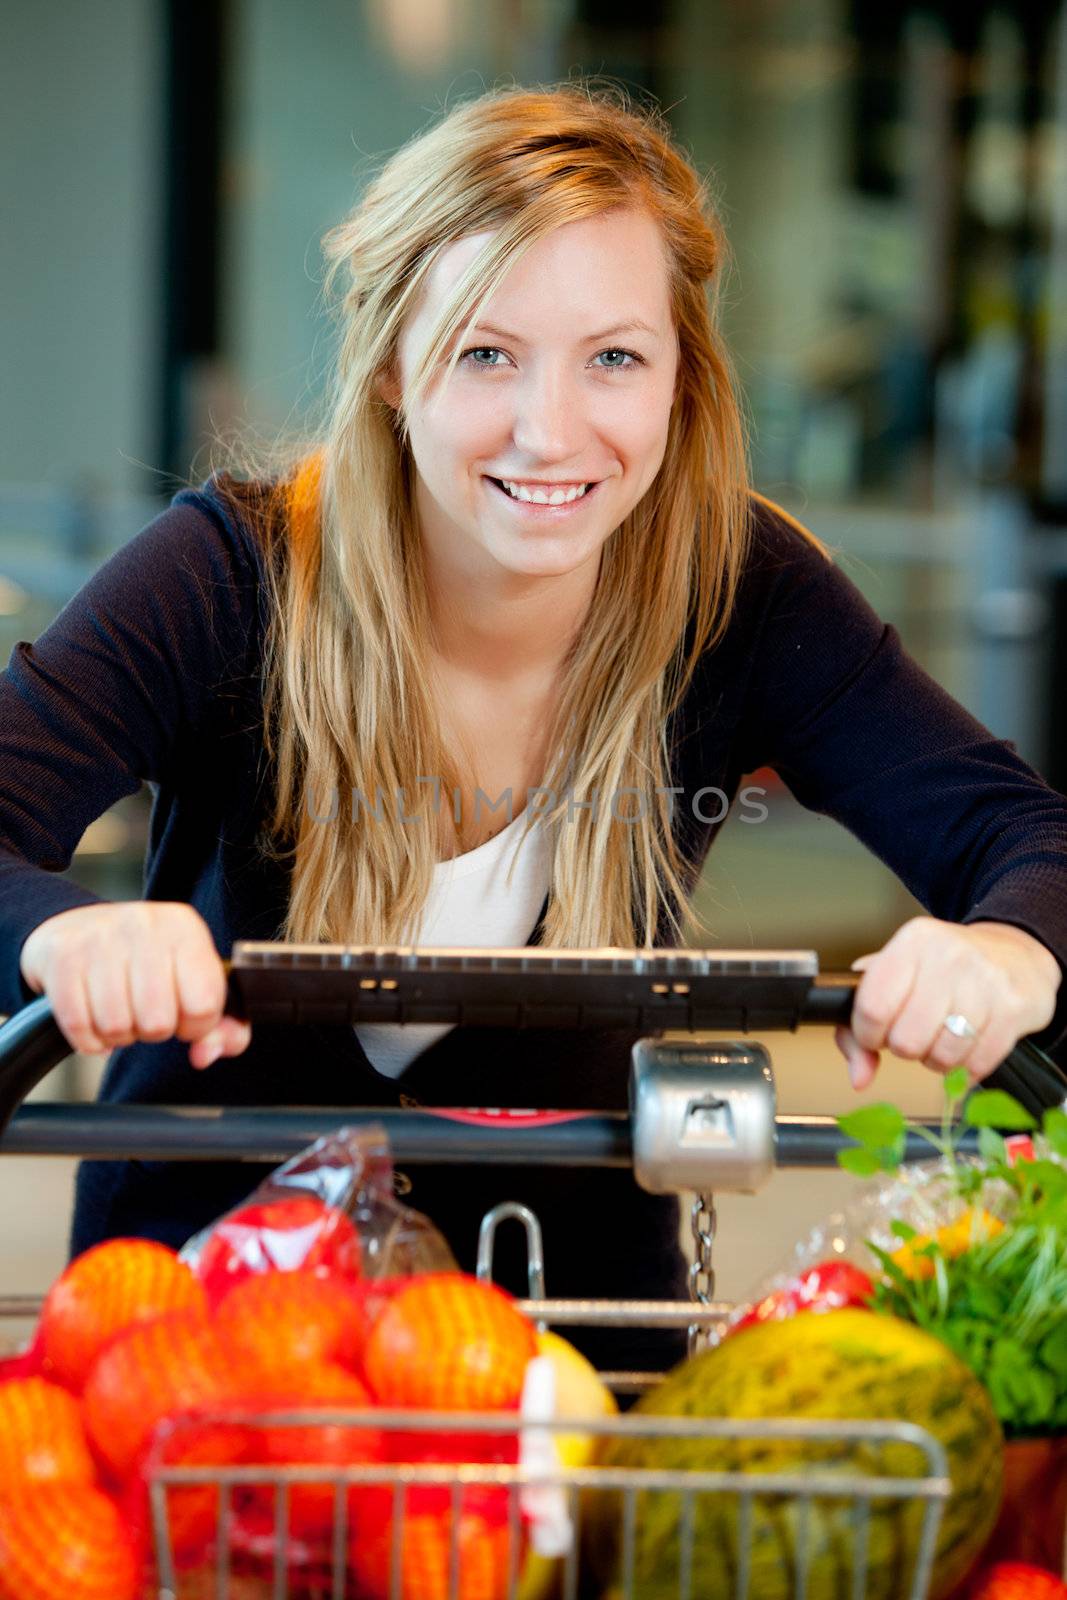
[354,808,551,1078]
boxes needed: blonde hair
[216,82,768,950]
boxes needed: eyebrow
[468,319,663,345]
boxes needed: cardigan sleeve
[737,498,1067,1055]
[0,483,263,1016]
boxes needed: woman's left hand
[835,916,1062,1090]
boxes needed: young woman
[2,86,1065,1357]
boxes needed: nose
[510,362,588,465]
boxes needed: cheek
[416,388,510,473]
[604,390,674,472]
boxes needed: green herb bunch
[836,1069,1067,1435]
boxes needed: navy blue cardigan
[3,480,1067,1282]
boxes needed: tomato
[731,1260,874,1333]
[967,1561,1067,1599]
[188,1195,362,1305]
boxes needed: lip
[482,476,603,515]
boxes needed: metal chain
[687,1191,717,1356]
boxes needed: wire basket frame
[146,1401,951,1600]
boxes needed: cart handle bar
[0,1100,994,1167]
[0,967,1062,1148]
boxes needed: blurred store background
[2,0,1066,1311]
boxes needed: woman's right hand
[18,902,252,1069]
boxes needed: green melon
[589,1309,1002,1600]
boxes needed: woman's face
[392,206,680,586]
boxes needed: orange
[38,1238,206,1392]
[0,1484,139,1600]
[82,1308,242,1483]
[128,1413,252,1567]
[0,1377,96,1491]
[350,1498,521,1600]
[244,1361,382,1542]
[363,1273,536,1411]
[382,1419,518,1526]
[214,1269,368,1376]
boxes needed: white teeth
[499,480,589,504]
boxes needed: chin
[498,555,582,579]
[497,539,602,578]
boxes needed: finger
[848,956,920,1055]
[188,1018,230,1069]
[217,1017,253,1057]
[958,1019,1025,1086]
[835,1023,881,1090]
[128,945,179,1044]
[172,934,249,1067]
[174,945,227,1045]
[84,958,136,1049]
[889,963,991,1071]
[53,967,108,1056]
[189,1017,251,1070]
[920,986,992,1074]
[911,955,993,1071]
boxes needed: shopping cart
[1,942,1064,1599]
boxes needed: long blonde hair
[216,82,760,950]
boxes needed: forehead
[405,207,673,344]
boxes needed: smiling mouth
[485,477,599,506]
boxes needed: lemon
[518,1330,617,1600]
[536,1329,617,1461]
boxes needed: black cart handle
[0,951,1063,1160]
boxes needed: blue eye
[458,345,644,372]
[593,348,643,370]
[461,347,508,368]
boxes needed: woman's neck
[424,554,598,685]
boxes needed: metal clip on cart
[0,944,1064,1599]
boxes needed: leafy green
[836,1104,907,1173]
[976,1126,1006,1163]
[1039,1321,1067,1380]
[836,1082,1067,1433]
[943,1067,970,1101]
[962,1091,1038,1131]
[1045,1108,1067,1160]
[838,1147,882,1177]
[837,1105,907,1146]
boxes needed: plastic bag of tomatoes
[178,1122,458,1301]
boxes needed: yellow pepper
[889,1208,1005,1281]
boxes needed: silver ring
[943,1012,978,1041]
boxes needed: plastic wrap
[178,1124,457,1304]
[723,1153,1019,1339]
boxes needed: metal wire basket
[144,1378,952,1600]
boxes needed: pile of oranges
[0,1195,538,1600]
